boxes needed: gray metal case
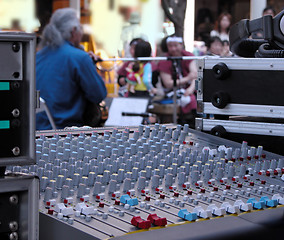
[196,57,284,118]
[0,32,36,166]
[196,57,284,137]
[0,174,39,240]
[196,117,284,136]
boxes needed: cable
[255,43,284,58]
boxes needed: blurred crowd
[0,5,278,131]
[193,6,276,57]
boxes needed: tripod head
[229,9,284,57]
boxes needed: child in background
[206,36,223,56]
[221,40,233,57]
[125,40,156,97]
[117,38,143,87]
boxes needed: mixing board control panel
[7,124,284,239]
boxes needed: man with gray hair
[36,8,107,130]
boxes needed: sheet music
[104,97,149,126]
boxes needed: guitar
[82,100,108,127]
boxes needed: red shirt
[158,50,194,78]
[158,50,196,113]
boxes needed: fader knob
[277,158,284,168]
[77,183,86,198]
[73,173,80,187]
[254,161,261,172]
[179,131,187,144]
[56,175,64,189]
[108,180,117,194]
[65,178,73,189]
[239,165,246,177]
[61,185,69,199]
[93,182,102,196]
[44,187,53,202]
[270,159,277,170]
[216,168,224,180]
[256,146,263,158]
[227,166,235,179]
[40,177,49,192]
[117,169,125,183]
[88,172,96,186]
[165,173,174,187]
[137,177,146,190]
[103,170,111,184]
[178,172,186,185]
[226,148,233,160]
[204,169,212,182]
[262,161,269,171]
[123,178,132,192]
[191,170,199,183]
[151,175,160,189]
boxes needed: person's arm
[160,60,197,91]
[160,71,190,89]
[88,51,102,63]
[142,62,153,90]
[78,54,107,104]
[184,60,197,96]
[118,76,127,86]
[116,62,131,86]
[184,79,196,96]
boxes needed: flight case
[195,57,284,154]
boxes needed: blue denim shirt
[36,41,107,130]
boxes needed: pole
[69,0,81,19]
[184,0,195,52]
[172,60,178,124]
[250,0,267,20]
[96,56,205,62]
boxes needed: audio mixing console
[7,124,284,239]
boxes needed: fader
[7,124,284,240]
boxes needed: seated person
[117,40,157,97]
[36,8,107,130]
[221,40,233,57]
[117,38,143,81]
[205,36,223,56]
[157,35,197,127]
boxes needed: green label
[0,120,10,129]
[0,82,10,90]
